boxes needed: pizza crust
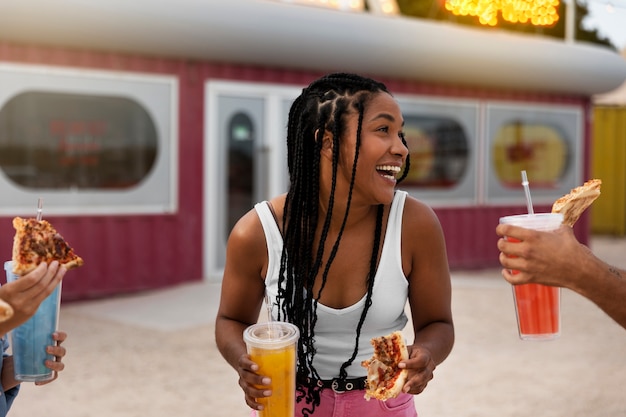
[11,217,84,276]
[551,179,602,227]
[361,330,409,401]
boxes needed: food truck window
[492,121,568,188]
[0,91,158,190]
[485,103,581,205]
[402,115,469,188]
[396,97,479,207]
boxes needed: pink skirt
[250,387,417,417]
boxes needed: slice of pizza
[11,217,84,276]
[361,330,409,401]
[0,299,14,323]
[551,179,602,227]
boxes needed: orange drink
[512,283,560,340]
[244,322,299,417]
[499,213,563,341]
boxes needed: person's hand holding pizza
[0,261,66,336]
[362,331,437,400]
[399,344,436,395]
[1,215,83,335]
[497,178,603,289]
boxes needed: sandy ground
[7,235,626,417]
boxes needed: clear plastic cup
[244,322,299,417]
[4,261,61,382]
[499,213,563,341]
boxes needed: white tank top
[255,191,409,379]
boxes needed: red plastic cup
[499,213,564,341]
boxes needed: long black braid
[275,73,410,415]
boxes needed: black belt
[302,377,367,393]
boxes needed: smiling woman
[215,72,454,417]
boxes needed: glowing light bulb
[444,0,559,25]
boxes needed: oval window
[402,115,469,188]
[0,91,158,190]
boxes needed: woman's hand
[238,353,271,411]
[400,345,435,395]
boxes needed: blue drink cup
[4,261,61,382]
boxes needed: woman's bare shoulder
[227,194,287,254]
[401,193,441,229]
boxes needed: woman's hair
[275,73,409,414]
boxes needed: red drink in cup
[499,213,563,341]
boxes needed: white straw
[520,171,534,215]
[36,198,44,221]
[264,291,274,338]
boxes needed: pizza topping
[11,217,84,276]
[361,331,409,401]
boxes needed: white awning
[1,0,625,95]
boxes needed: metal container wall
[0,44,205,300]
[591,106,626,235]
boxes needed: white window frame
[0,63,179,215]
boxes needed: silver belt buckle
[331,378,356,393]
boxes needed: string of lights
[443,0,626,26]
[444,0,560,26]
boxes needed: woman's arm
[214,208,272,411]
[400,197,455,395]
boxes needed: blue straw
[521,171,534,215]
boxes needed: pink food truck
[1,0,624,299]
